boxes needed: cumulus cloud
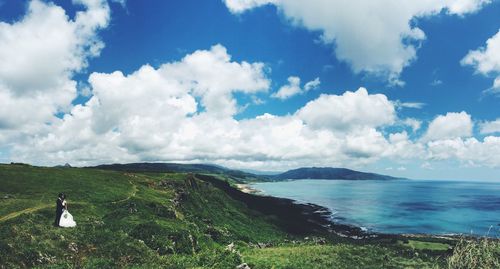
[426,136,500,167]
[10,51,404,169]
[224,0,491,84]
[480,119,500,134]
[296,88,395,132]
[223,0,276,14]
[1,7,499,172]
[402,118,422,132]
[10,45,273,165]
[0,0,109,129]
[271,76,320,100]
[462,29,500,95]
[422,111,473,142]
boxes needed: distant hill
[90,163,404,182]
[271,167,404,181]
[89,162,266,183]
[92,162,226,173]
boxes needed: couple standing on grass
[54,192,76,228]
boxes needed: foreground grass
[447,236,500,269]
[0,164,496,268]
[241,243,443,269]
[0,165,282,268]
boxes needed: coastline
[245,180,500,240]
[235,183,261,194]
[240,181,484,242]
[199,174,371,237]
[204,174,495,242]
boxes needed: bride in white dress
[59,199,76,228]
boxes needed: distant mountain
[271,167,404,181]
[92,163,226,173]
[88,163,403,182]
[88,162,266,183]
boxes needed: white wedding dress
[59,201,76,227]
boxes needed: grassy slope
[0,164,494,268]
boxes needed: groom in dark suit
[54,193,64,227]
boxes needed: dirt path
[0,204,52,222]
[111,179,138,204]
[0,202,89,223]
[1,175,139,222]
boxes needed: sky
[0,0,500,180]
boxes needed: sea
[252,179,500,237]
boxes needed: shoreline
[235,183,262,194]
[236,181,372,238]
[204,175,497,241]
[241,184,500,242]
[243,181,500,241]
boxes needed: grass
[241,243,443,269]
[447,236,500,269]
[0,165,284,268]
[0,163,496,268]
[398,240,450,251]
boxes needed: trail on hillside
[0,202,89,223]
[1,175,138,222]
[111,178,138,204]
[0,204,52,222]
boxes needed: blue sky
[1,0,500,180]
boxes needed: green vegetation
[447,236,500,269]
[0,163,497,268]
[242,243,442,269]
[399,240,450,251]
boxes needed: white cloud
[462,29,500,94]
[426,136,500,167]
[402,118,422,132]
[9,58,402,169]
[422,111,473,142]
[10,45,273,164]
[304,77,320,91]
[1,17,499,172]
[484,77,500,95]
[394,100,426,109]
[224,0,491,84]
[296,87,396,132]
[271,76,320,100]
[446,0,491,14]
[0,0,109,129]
[223,0,276,14]
[272,76,300,100]
[385,131,425,160]
[479,119,500,134]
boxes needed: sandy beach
[236,183,261,194]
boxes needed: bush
[447,236,500,269]
[129,222,197,255]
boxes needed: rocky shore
[227,176,469,243]
[196,174,373,238]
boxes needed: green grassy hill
[0,164,497,268]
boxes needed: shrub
[129,222,197,255]
[447,236,500,269]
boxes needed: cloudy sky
[1,0,500,180]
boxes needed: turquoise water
[252,179,500,236]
